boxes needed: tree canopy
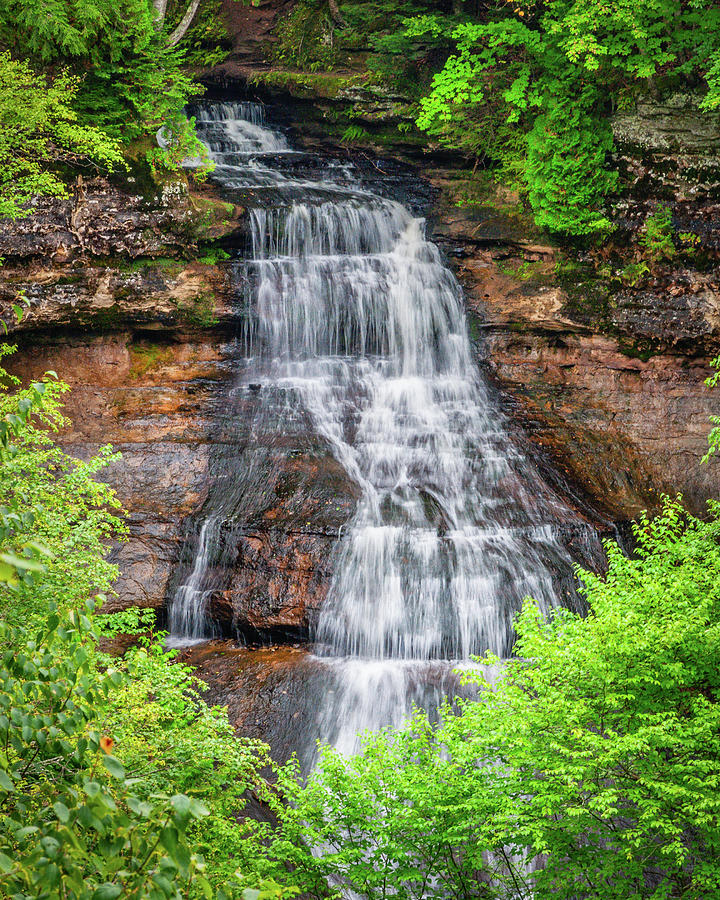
[0,54,123,220]
[0,0,218,219]
[271,498,720,899]
[405,0,720,234]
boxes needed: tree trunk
[152,0,168,25]
[166,0,202,46]
[327,0,345,26]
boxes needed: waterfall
[167,100,603,754]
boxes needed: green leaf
[159,825,178,854]
[197,876,214,899]
[92,884,122,900]
[102,755,125,780]
[53,801,70,823]
[188,798,209,819]
[0,770,14,792]
[170,794,191,817]
[0,552,47,573]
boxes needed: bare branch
[152,0,168,26]
[166,0,202,46]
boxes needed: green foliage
[340,1,442,95]
[147,112,212,181]
[197,247,232,265]
[0,0,208,183]
[640,204,677,264]
[0,53,123,220]
[96,615,290,897]
[0,354,299,898]
[340,124,373,144]
[269,1,443,96]
[0,601,212,899]
[272,1,338,72]
[525,104,616,234]
[277,498,720,899]
[408,1,720,235]
[619,259,650,286]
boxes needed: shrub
[276,498,720,899]
[407,1,720,236]
[640,205,677,264]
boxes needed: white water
[168,101,602,755]
[167,518,218,647]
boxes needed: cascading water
[167,100,604,757]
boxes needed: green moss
[128,342,175,379]
[466,311,485,343]
[640,205,676,264]
[174,291,219,328]
[496,258,545,281]
[552,255,584,279]
[117,136,189,200]
[197,247,231,266]
[617,338,658,362]
[112,257,185,276]
[250,69,365,100]
[445,171,496,208]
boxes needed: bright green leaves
[525,104,618,234]
[0,360,69,590]
[0,605,220,899]
[640,203,677,263]
[275,497,720,899]
[407,0,720,235]
[0,52,123,221]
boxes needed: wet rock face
[221,467,357,640]
[4,333,233,611]
[0,177,200,263]
[181,643,473,769]
[433,201,720,519]
[609,277,720,355]
[179,643,326,764]
[166,387,360,641]
[6,329,358,629]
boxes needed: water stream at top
[167,100,604,761]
